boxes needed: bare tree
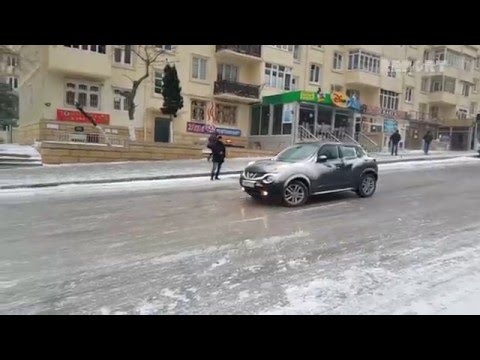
[118,45,166,141]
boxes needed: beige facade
[17,45,480,151]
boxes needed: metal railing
[50,131,129,147]
[356,132,382,153]
[298,125,319,142]
[215,45,262,58]
[214,80,260,99]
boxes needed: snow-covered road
[1,157,480,315]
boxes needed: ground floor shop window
[250,105,270,135]
[191,100,206,122]
[215,104,237,126]
[272,104,292,135]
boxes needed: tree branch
[131,46,147,62]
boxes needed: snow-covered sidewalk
[0,151,477,190]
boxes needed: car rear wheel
[357,173,377,198]
[283,181,308,207]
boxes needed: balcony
[345,70,381,88]
[47,46,111,80]
[215,45,262,62]
[213,80,260,103]
[428,91,457,106]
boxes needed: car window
[276,143,319,162]
[318,145,339,160]
[340,146,357,159]
[355,146,366,158]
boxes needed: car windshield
[276,143,318,163]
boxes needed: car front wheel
[357,173,377,198]
[283,181,308,207]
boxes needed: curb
[0,154,478,190]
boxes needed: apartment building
[17,45,480,151]
[0,45,19,91]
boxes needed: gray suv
[240,142,378,207]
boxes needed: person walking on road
[206,131,218,162]
[210,136,226,180]
[423,130,434,155]
[390,130,401,156]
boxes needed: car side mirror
[317,155,328,163]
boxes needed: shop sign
[186,122,241,137]
[57,109,110,125]
[383,118,398,134]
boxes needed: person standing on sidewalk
[211,136,226,180]
[423,131,434,155]
[390,130,401,156]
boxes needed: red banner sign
[57,109,110,125]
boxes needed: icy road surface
[1,157,480,315]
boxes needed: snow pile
[0,144,41,159]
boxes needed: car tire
[357,173,377,198]
[283,180,309,207]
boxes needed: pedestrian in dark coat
[206,131,218,162]
[390,130,401,156]
[210,136,226,180]
[423,131,434,155]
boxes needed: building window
[330,84,343,92]
[309,64,322,84]
[64,45,106,54]
[217,63,238,82]
[312,45,323,49]
[250,105,270,136]
[446,50,462,69]
[215,103,237,126]
[113,45,133,66]
[405,87,413,103]
[113,89,130,111]
[293,45,301,61]
[271,45,294,52]
[430,106,439,119]
[65,81,101,110]
[387,61,396,78]
[473,79,479,94]
[333,52,343,70]
[7,56,17,67]
[272,104,292,135]
[191,100,206,122]
[346,89,360,100]
[419,103,428,120]
[380,89,399,110]
[457,108,468,119]
[192,56,207,81]
[155,45,176,52]
[265,63,293,90]
[348,50,380,74]
[8,77,18,90]
[464,57,473,72]
[470,102,477,116]
[292,76,299,90]
[476,57,480,69]
[154,71,163,95]
[462,81,470,97]
[421,77,429,92]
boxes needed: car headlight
[263,175,275,184]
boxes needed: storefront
[438,118,475,151]
[249,90,361,151]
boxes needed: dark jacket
[390,132,401,144]
[211,140,226,163]
[423,133,433,144]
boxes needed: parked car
[239,141,378,207]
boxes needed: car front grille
[244,171,265,180]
